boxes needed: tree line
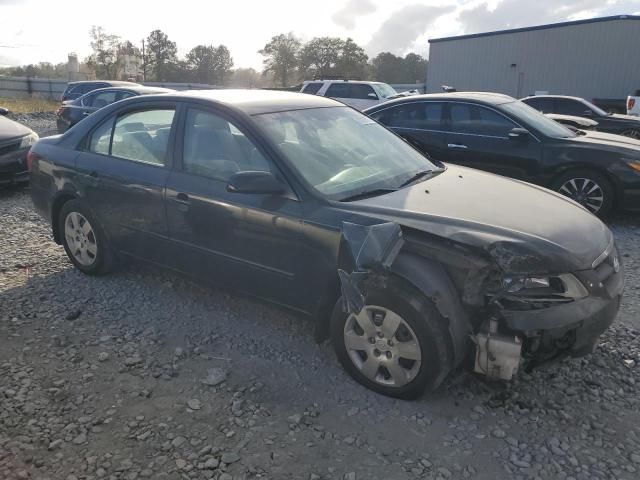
[0,28,428,87]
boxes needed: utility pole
[141,39,146,81]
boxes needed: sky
[1,0,639,68]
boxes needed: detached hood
[572,130,640,153]
[0,115,33,142]
[344,165,611,274]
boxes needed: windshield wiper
[339,188,397,202]
[398,170,434,188]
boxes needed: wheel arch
[549,164,620,207]
[51,191,79,244]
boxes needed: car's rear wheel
[620,129,640,140]
[59,199,113,275]
[550,169,614,218]
[330,276,453,399]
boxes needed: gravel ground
[7,112,58,138]
[1,115,640,480]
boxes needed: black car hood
[0,115,32,142]
[570,130,640,153]
[343,164,611,274]
[610,113,640,123]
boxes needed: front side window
[450,103,516,137]
[302,83,323,95]
[350,84,377,100]
[110,109,175,165]
[385,102,443,130]
[555,99,592,116]
[325,83,350,98]
[182,109,270,180]
[253,106,439,200]
[500,101,576,138]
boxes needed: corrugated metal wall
[426,18,640,100]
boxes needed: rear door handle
[172,192,191,210]
[447,143,468,149]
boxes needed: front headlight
[502,273,588,300]
[19,132,39,149]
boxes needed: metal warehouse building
[426,15,640,100]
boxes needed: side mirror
[508,127,530,140]
[367,92,378,99]
[227,171,286,195]
[582,109,593,117]
[0,107,9,116]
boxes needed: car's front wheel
[550,169,614,218]
[330,276,453,399]
[621,129,640,140]
[59,199,113,275]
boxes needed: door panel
[442,103,542,180]
[75,106,176,262]
[164,107,305,309]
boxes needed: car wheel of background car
[551,169,614,218]
[330,276,453,399]
[59,199,113,275]
[620,129,640,140]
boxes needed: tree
[230,68,262,88]
[212,45,233,85]
[146,29,178,81]
[299,37,343,79]
[402,53,427,84]
[337,38,369,79]
[89,26,122,79]
[371,52,405,83]
[186,45,216,83]
[259,33,301,87]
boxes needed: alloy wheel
[343,305,422,387]
[621,129,640,139]
[558,177,604,214]
[64,212,98,266]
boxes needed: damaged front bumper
[476,246,624,379]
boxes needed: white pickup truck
[628,91,640,117]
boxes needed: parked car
[627,91,640,117]
[545,113,598,131]
[29,90,623,399]
[300,80,398,110]
[522,95,640,139]
[56,86,174,133]
[365,92,640,217]
[0,109,38,186]
[60,80,141,102]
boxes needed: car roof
[149,89,343,115]
[68,80,140,86]
[365,91,517,111]
[303,79,386,85]
[522,95,586,101]
[84,86,174,95]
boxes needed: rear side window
[525,97,554,113]
[385,102,443,130]
[325,83,350,98]
[450,104,516,137]
[302,83,323,95]
[350,84,377,100]
[110,109,175,165]
[88,117,114,155]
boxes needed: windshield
[581,99,609,116]
[253,106,439,200]
[375,83,398,99]
[501,101,577,138]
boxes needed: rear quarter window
[302,83,323,95]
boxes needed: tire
[550,169,614,218]
[620,129,640,140]
[58,199,113,275]
[330,276,453,400]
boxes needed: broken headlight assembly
[491,273,589,308]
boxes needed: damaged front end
[337,220,624,383]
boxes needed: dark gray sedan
[0,110,38,186]
[28,90,623,399]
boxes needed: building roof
[429,15,640,44]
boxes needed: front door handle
[447,143,468,149]
[87,170,99,185]
[171,192,191,211]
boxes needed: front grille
[0,140,21,156]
